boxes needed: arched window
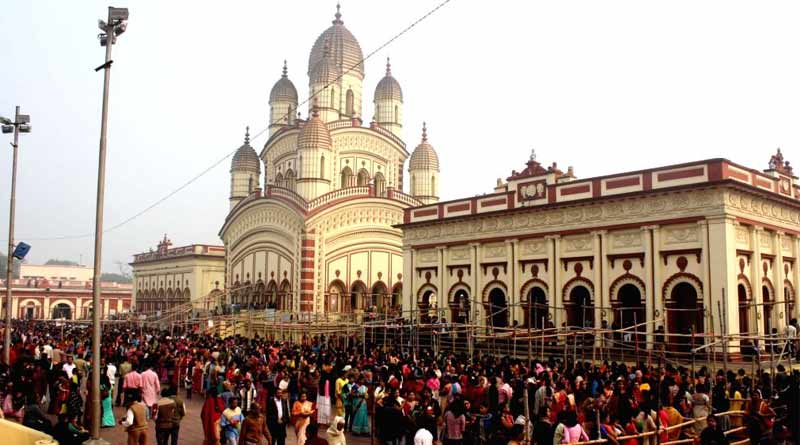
[248,176,253,193]
[431,175,436,196]
[394,105,399,123]
[346,89,354,116]
[330,88,336,110]
[285,169,296,189]
[298,156,302,178]
[341,166,354,188]
[357,169,369,187]
[374,172,386,197]
[275,172,284,187]
[320,156,325,179]
[411,175,416,194]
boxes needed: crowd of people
[0,320,796,445]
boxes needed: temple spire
[422,122,428,142]
[332,2,343,24]
[386,57,392,76]
[281,60,288,78]
[244,126,250,145]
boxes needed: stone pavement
[93,396,373,445]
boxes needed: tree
[45,259,80,266]
[0,253,21,279]
[100,272,132,283]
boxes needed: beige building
[131,235,226,313]
[219,5,439,316]
[400,150,800,353]
[20,264,94,282]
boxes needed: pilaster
[774,232,786,331]
[547,235,561,328]
[592,231,606,336]
[751,226,764,338]
[707,216,739,348]
[641,226,656,344]
[651,226,664,331]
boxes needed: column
[651,226,664,330]
[698,220,712,337]
[547,235,561,328]
[437,247,446,317]
[707,216,739,348]
[794,237,800,321]
[402,246,413,312]
[641,226,655,346]
[471,243,481,327]
[774,232,786,331]
[592,231,604,338]
[44,296,51,321]
[751,227,764,338]
[508,239,519,325]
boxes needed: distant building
[20,264,94,282]
[130,235,225,314]
[0,277,132,320]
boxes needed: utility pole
[1,106,31,364]
[87,7,128,444]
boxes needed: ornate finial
[421,122,428,142]
[281,60,288,77]
[244,126,250,145]
[333,2,343,24]
[386,57,392,76]
[529,148,537,162]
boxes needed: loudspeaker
[12,242,30,260]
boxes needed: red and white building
[0,278,132,320]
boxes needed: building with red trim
[399,150,799,353]
[0,277,132,320]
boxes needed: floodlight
[0,117,10,125]
[98,19,107,31]
[109,7,129,21]
[16,114,29,124]
[99,33,108,47]
[1,125,12,134]
[114,22,127,36]
[19,125,31,133]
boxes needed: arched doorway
[356,169,370,186]
[327,281,345,314]
[762,284,773,336]
[616,284,645,347]
[391,283,402,313]
[567,286,593,328]
[279,281,292,311]
[52,303,72,320]
[487,288,508,329]
[350,281,367,313]
[265,281,278,309]
[371,282,388,313]
[526,287,548,329]
[738,284,750,334]
[418,289,435,321]
[669,282,702,353]
[450,289,470,324]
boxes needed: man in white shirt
[105,358,117,401]
[62,355,76,379]
[414,427,433,445]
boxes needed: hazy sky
[0,1,798,273]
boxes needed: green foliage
[44,259,81,266]
[100,272,132,283]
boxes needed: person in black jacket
[266,385,291,445]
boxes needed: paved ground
[93,396,372,445]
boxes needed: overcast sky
[0,0,798,272]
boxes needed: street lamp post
[87,7,128,444]
[1,107,31,365]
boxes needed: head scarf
[327,416,346,437]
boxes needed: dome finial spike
[244,126,250,145]
[422,122,427,142]
[333,2,343,24]
[282,60,288,78]
[386,57,391,76]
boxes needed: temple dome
[308,5,364,79]
[374,58,403,102]
[269,61,298,103]
[409,123,439,171]
[231,128,261,173]
[298,109,332,150]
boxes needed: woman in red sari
[201,387,225,445]
[192,358,204,396]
